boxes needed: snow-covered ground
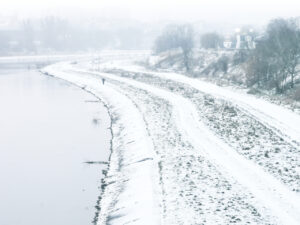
[0,50,149,65]
[42,55,300,225]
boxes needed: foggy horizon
[1,0,300,26]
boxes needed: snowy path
[96,67,300,192]
[111,63,300,147]
[43,61,300,225]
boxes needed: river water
[0,65,111,225]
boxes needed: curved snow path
[44,62,300,224]
[69,67,300,224]
[113,64,300,147]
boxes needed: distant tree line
[200,32,224,49]
[154,24,194,71]
[0,17,88,54]
[0,17,151,55]
[153,24,228,71]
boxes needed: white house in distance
[223,35,233,49]
[224,28,256,50]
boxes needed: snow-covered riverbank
[42,57,300,225]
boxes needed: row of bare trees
[154,24,226,71]
[246,18,300,93]
[200,32,224,49]
[0,17,151,54]
[154,24,194,71]
[0,17,79,54]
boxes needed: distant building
[223,28,256,50]
[223,38,233,49]
[235,28,256,49]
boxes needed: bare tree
[40,16,70,51]
[22,19,35,52]
[0,32,9,54]
[266,18,300,90]
[246,18,300,93]
[200,32,223,49]
[154,24,194,71]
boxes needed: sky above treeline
[1,0,300,25]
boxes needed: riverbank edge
[41,70,114,225]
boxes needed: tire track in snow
[116,66,300,148]
[95,79,276,224]
[100,69,300,193]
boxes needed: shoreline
[0,67,111,225]
[42,63,162,224]
[42,70,114,225]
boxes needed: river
[0,64,111,225]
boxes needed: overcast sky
[1,0,300,25]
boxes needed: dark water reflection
[0,66,111,225]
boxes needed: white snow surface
[0,51,149,65]
[42,58,300,225]
[106,61,300,147]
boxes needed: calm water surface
[0,66,111,225]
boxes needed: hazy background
[1,0,300,54]
[2,0,300,23]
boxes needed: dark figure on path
[102,78,105,85]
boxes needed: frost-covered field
[42,53,300,225]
